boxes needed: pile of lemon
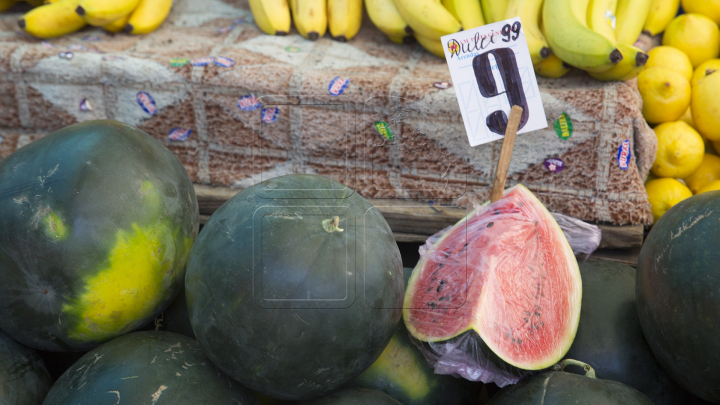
[640,1,720,223]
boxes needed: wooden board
[194,184,643,249]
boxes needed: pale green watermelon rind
[402,184,582,371]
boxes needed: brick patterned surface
[0,0,656,225]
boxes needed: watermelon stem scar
[553,359,596,378]
[322,216,344,233]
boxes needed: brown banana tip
[540,47,551,58]
[123,24,133,33]
[275,31,288,36]
[18,19,25,29]
[403,35,416,44]
[609,48,623,64]
[636,52,649,67]
[561,62,572,69]
[75,5,85,15]
[404,25,412,34]
[307,32,319,40]
[332,35,347,42]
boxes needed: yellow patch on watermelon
[362,335,432,400]
[42,211,68,241]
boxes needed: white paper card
[441,17,548,147]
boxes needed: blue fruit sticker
[328,77,350,96]
[191,57,214,66]
[261,107,278,124]
[169,128,192,141]
[214,56,235,68]
[617,139,631,170]
[136,91,157,115]
[238,94,262,111]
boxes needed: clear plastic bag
[406,199,599,387]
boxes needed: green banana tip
[75,5,85,15]
[17,19,25,29]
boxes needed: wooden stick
[491,105,524,203]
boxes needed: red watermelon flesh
[403,185,581,371]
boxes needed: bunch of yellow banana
[541,0,655,80]
[16,0,172,38]
[249,0,363,42]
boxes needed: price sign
[441,17,548,147]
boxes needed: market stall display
[1,0,720,404]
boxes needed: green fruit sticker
[375,121,393,141]
[170,58,189,67]
[554,112,573,140]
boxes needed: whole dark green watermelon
[300,388,402,405]
[637,191,720,403]
[43,331,258,404]
[0,330,52,405]
[346,268,482,405]
[0,120,198,351]
[186,174,404,401]
[487,361,654,405]
[564,261,707,405]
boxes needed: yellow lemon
[681,0,720,25]
[646,46,694,81]
[645,178,693,222]
[638,67,692,124]
[698,179,720,194]
[651,121,705,178]
[662,14,720,67]
[691,71,720,140]
[682,153,720,193]
[691,59,720,87]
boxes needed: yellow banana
[289,0,327,40]
[505,0,550,64]
[415,32,445,58]
[123,0,172,34]
[481,0,508,23]
[328,0,363,41]
[589,43,648,80]
[543,0,622,72]
[442,0,485,30]
[587,0,618,43]
[393,0,461,39]
[19,0,85,38]
[365,0,412,43]
[76,0,141,26]
[249,0,290,35]
[534,53,571,78]
[614,0,652,45]
[25,0,43,6]
[102,11,131,32]
[643,0,679,35]
[0,0,18,12]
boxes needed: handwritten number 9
[472,48,529,135]
[501,22,522,42]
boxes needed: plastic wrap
[405,193,590,387]
[550,212,602,259]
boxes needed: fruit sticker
[191,57,214,66]
[544,158,565,172]
[58,52,73,60]
[169,128,192,141]
[617,139,632,170]
[67,44,85,52]
[434,81,452,89]
[554,112,573,140]
[136,91,157,115]
[170,58,189,67]
[79,99,92,111]
[82,35,100,42]
[439,17,547,146]
[328,77,350,96]
[238,94,262,111]
[214,56,235,68]
[41,41,54,49]
[375,121,393,141]
[261,107,279,124]
[285,46,301,52]
[217,25,234,34]
[102,55,125,61]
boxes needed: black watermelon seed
[494,210,501,215]
[440,280,446,285]
[445,251,450,258]
[438,263,444,268]
[487,222,494,228]
[427,288,432,292]
[439,297,446,301]
[437,285,442,293]
[518,339,522,344]
[524,318,529,322]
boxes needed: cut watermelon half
[403,184,581,371]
